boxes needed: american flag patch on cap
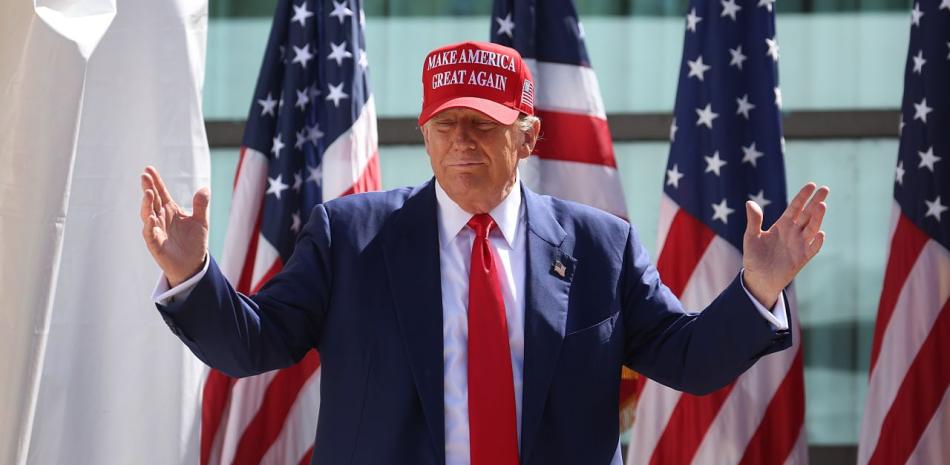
[520,79,534,109]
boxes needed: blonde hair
[516,114,540,133]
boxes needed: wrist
[166,254,207,288]
[742,269,781,309]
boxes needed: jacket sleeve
[155,204,333,378]
[620,224,792,395]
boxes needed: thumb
[745,200,764,237]
[192,186,211,224]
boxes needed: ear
[518,118,540,160]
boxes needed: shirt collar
[434,173,523,248]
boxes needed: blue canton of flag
[490,0,591,66]
[894,0,949,248]
[665,0,788,249]
[244,0,374,261]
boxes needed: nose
[450,122,476,150]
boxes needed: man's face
[422,107,538,212]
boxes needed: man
[141,41,828,465]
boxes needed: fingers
[745,200,764,236]
[807,231,826,260]
[192,187,211,225]
[796,184,829,229]
[784,182,817,225]
[801,200,827,240]
[145,166,175,207]
[140,186,153,223]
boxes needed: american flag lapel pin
[552,259,567,278]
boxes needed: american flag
[858,2,950,464]
[489,0,628,219]
[488,0,639,432]
[627,0,809,464]
[203,1,379,464]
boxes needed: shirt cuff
[739,269,789,331]
[151,254,210,305]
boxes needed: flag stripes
[869,214,930,373]
[859,225,950,465]
[866,300,950,465]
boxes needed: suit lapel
[520,186,574,464]
[381,180,446,464]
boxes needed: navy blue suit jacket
[158,180,791,465]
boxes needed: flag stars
[308,83,321,100]
[918,146,941,172]
[496,13,515,38]
[704,151,728,176]
[258,92,278,117]
[290,211,302,234]
[758,0,775,11]
[307,164,323,185]
[711,198,735,224]
[291,2,314,27]
[292,44,314,68]
[295,88,310,110]
[292,171,304,192]
[696,103,719,129]
[330,0,354,24]
[941,0,950,11]
[895,160,905,185]
[667,164,685,188]
[911,3,924,27]
[749,190,772,209]
[925,196,948,221]
[736,94,755,119]
[721,0,742,21]
[729,45,747,70]
[295,129,307,150]
[686,8,702,32]
[670,118,678,142]
[307,123,324,144]
[271,134,285,158]
[912,50,926,74]
[358,49,369,69]
[266,174,289,199]
[913,98,933,123]
[326,82,349,107]
[766,38,780,62]
[328,41,353,66]
[687,55,712,81]
[774,87,783,109]
[741,143,765,167]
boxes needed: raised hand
[140,166,210,287]
[742,182,829,308]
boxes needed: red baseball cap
[418,41,535,126]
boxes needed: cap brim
[418,96,520,126]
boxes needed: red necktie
[466,214,519,465]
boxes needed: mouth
[447,161,486,168]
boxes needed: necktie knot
[467,214,495,239]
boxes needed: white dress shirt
[153,176,789,465]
